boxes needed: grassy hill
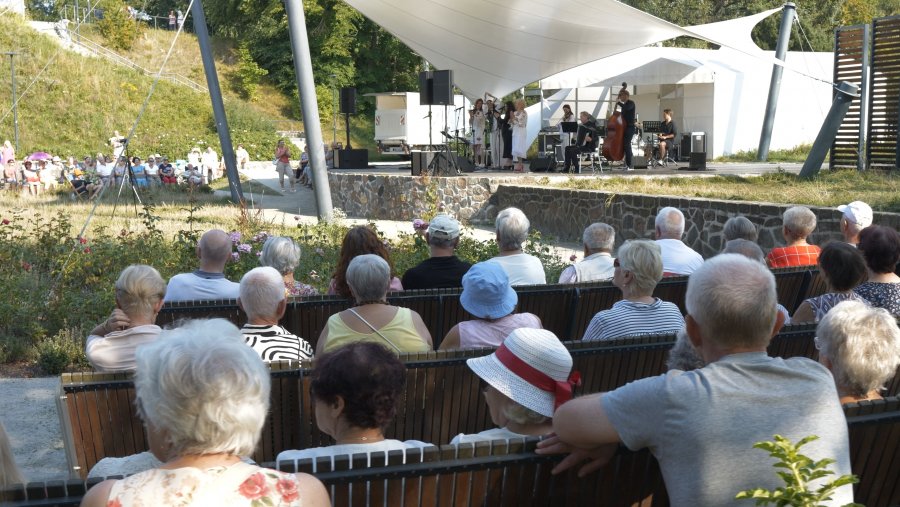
[0,16,383,160]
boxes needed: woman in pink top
[440,262,541,350]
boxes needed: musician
[658,109,677,163]
[511,99,528,173]
[563,112,598,173]
[617,89,636,170]
[470,99,486,168]
[487,100,503,169]
[557,104,576,149]
[500,100,515,170]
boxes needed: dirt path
[0,377,70,481]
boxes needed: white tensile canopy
[342,0,785,98]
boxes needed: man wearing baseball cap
[838,200,873,246]
[401,214,472,290]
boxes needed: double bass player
[616,89,637,170]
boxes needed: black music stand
[560,122,578,134]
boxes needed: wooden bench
[154,268,822,348]
[57,336,677,479]
[845,396,900,507]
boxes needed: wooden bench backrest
[844,396,900,507]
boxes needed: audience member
[23,160,40,196]
[451,328,579,444]
[3,159,18,191]
[854,225,900,317]
[723,215,758,242]
[235,144,250,170]
[665,328,705,372]
[158,157,177,184]
[401,215,472,290]
[144,156,159,186]
[440,262,541,350]
[130,156,147,187]
[792,242,869,323]
[486,207,546,285]
[816,301,900,405]
[164,229,241,302]
[259,236,318,297]
[766,206,821,268]
[317,255,431,355]
[85,265,165,372]
[0,419,23,486]
[558,223,616,284]
[722,239,791,327]
[539,254,853,507]
[654,206,703,276]
[581,240,684,341]
[80,320,329,506]
[328,226,402,298]
[839,201,873,246]
[239,267,314,362]
[277,342,432,466]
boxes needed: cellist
[616,89,637,171]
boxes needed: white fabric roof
[540,47,717,89]
[343,0,785,98]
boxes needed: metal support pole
[3,52,19,153]
[191,0,243,203]
[799,82,859,179]
[857,24,871,172]
[331,74,337,146]
[757,2,796,161]
[284,0,333,222]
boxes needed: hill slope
[0,15,279,159]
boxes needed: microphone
[455,106,464,111]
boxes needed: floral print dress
[105,465,304,506]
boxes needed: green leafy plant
[233,42,269,101]
[736,435,861,507]
[96,0,143,51]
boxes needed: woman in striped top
[582,240,684,341]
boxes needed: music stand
[560,121,578,134]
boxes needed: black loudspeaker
[633,155,649,169]
[339,87,356,115]
[689,152,707,170]
[455,155,476,173]
[529,157,556,172]
[411,151,437,175]
[418,70,454,106]
[680,134,691,162]
[334,149,368,169]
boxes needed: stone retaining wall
[328,173,900,258]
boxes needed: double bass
[602,82,628,162]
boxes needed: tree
[96,0,142,51]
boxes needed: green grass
[556,169,900,212]
[714,144,813,163]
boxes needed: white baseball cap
[426,214,460,240]
[838,201,873,228]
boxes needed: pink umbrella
[27,152,51,161]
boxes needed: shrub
[233,42,269,102]
[96,0,143,51]
[37,328,88,375]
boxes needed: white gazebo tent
[540,47,833,158]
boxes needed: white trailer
[368,92,469,155]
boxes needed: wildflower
[315,247,324,256]
[231,252,240,262]
[229,231,242,244]
[21,262,31,272]
[79,237,87,244]
[412,218,427,231]
[1,219,8,225]
[569,254,577,262]
[237,243,252,254]
[84,248,92,254]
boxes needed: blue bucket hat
[460,262,518,319]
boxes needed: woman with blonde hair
[510,99,528,173]
[85,264,167,372]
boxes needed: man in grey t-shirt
[539,255,853,507]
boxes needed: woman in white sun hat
[439,262,541,350]
[450,328,580,444]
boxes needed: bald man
[164,229,241,302]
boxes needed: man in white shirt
[235,144,250,171]
[164,229,240,302]
[201,146,219,183]
[539,255,854,507]
[486,207,546,286]
[559,223,616,284]
[838,200,873,246]
[654,206,703,276]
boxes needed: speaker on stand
[339,87,356,149]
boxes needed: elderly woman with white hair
[766,206,821,268]
[316,254,432,355]
[582,240,684,341]
[723,215,758,243]
[259,236,318,297]
[559,222,616,284]
[85,264,166,372]
[816,301,900,405]
[487,207,546,286]
[451,328,580,444]
[80,319,330,506]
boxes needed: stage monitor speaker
[680,134,691,162]
[418,70,454,106]
[411,151,437,175]
[339,87,356,115]
[528,157,556,173]
[334,149,368,169]
[689,152,707,171]
[633,155,649,169]
[456,155,476,173]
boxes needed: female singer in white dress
[511,99,528,172]
[557,104,576,152]
[470,99,486,168]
